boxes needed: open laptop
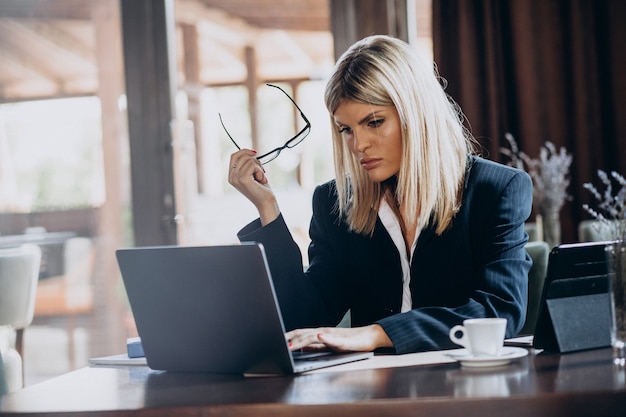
[533,241,613,352]
[116,242,372,375]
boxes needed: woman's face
[333,100,403,183]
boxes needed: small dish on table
[446,346,529,368]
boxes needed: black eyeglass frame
[219,83,311,164]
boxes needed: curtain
[432,0,626,243]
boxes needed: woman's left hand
[286,324,393,352]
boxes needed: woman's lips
[360,158,382,170]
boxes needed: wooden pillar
[120,0,178,246]
[290,81,312,189]
[92,0,127,356]
[181,23,205,194]
[244,46,260,151]
[330,0,412,59]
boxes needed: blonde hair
[324,35,476,236]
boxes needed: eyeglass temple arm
[266,83,311,126]
[218,113,241,150]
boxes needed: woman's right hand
[228,149,280,225]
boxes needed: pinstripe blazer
[238,156,533,354]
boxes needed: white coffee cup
[449,318,507,357]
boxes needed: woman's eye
[338,126,352,135]
[369,118,383,128]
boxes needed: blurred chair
[525,222,540,242]
[0,244,41,392]
[0,351,7,396]
[578,219,617,242]
[520,241,550,335]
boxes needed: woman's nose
[352,130,370,152]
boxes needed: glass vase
[607,242,626,365]
[539,208,561,249]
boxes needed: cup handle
[449,325,468,348]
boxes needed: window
[0,97,105,211]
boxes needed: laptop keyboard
[292,351,333,361]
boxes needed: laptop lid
[533,241,613,352]
[116,242,371,374]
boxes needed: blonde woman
[228,35,532,354]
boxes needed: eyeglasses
[219,83,311,165]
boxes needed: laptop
[116,242,372,375]
[533,241,613,352]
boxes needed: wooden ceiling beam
[197,0,329,31]
[0,44,52,81]
[0,20,95,79]
[26,20,94,59]
[0,0,96,20]
[0,0,335,102]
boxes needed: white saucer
[446,346,529,368]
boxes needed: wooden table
[1,347,626,416]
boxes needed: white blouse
[378,199,421,313]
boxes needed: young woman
[228,35,532,354]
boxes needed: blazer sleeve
[237,182,350,330]
[377,162,533,354]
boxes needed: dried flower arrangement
[584,171,626,363]
[501,133,573,247]
[501,133,573,214]
[582,170,626,242]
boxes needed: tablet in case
[533,241,613,353]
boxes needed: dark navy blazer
[238,156,533,354]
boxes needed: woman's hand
[286,324,393,353]
[228,149,280,225]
